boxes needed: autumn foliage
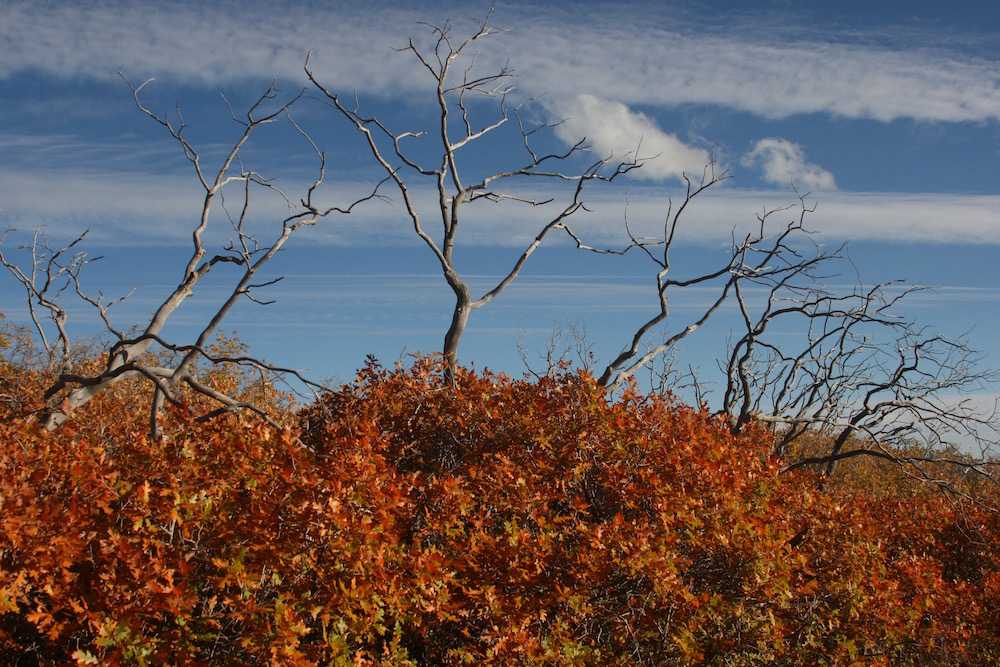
[2,349,1000,665]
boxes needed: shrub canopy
[2,356,999,665]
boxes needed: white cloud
[2,2,998,124]
[0,167,383,246]
[546,94,711,181]
[805,192,1000,244]
[500,10,1000,124]
[0,1,423,91]
[742,139,836,190]
[582,189,1000,246]
[3,162,998,247]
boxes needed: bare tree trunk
[443,284,471,383]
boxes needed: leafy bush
[2,355,998,665]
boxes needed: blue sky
[1,0,998,409]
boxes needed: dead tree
[592,177,997,494]
[305,10,638,382]
[722,203,999,485]
[591,163,731,392]
[1,74,380,437]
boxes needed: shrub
[2,356,998,664]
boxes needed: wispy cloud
[500,8,1000,123]
[546,95,710,181]
[3,2,998,124]
[578,188,1000,246]
[0,166,382,246]
[742,139,836,190]
[1,1,426,91]
[3,162,997,247]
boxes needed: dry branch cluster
[3,10,994,482]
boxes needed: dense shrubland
[2,9,998,664]
[2,331,999,666]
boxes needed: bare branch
[0,227,98,369]
[705,194,1000,490]
[518,322,594,380]
[594,160,734,392]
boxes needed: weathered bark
[443,285,471,383]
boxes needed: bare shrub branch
[517,322,595,380]
[0,227,98,370]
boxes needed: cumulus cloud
[546,94,710,181]
[741,139,836,190]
